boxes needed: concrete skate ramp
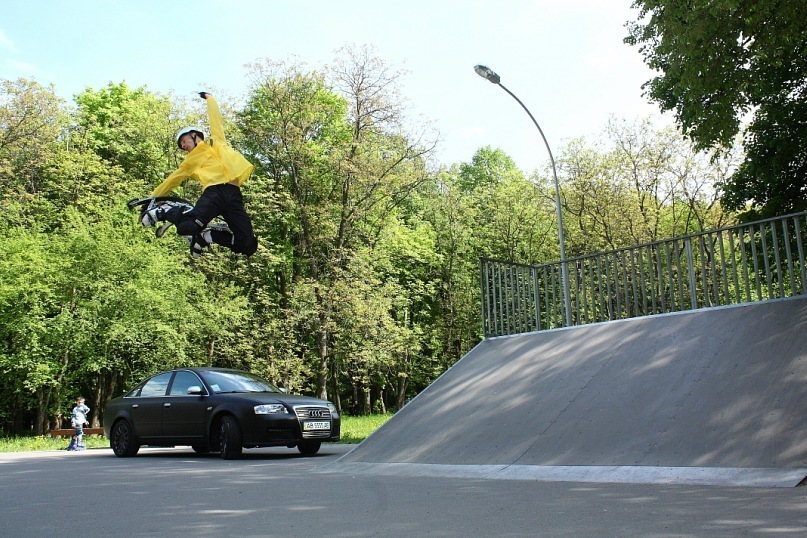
[337,298,807,486]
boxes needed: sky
[1,0,669,173]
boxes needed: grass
[0,433,109,452]
[0,413,391,453]
[338,413,391,443]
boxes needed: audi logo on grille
[308,409,326,418]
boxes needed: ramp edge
[315,462,807,488]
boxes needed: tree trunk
[362,388,371,415]
[316,326,328,400]
[207,336,215,367]
[35,388,47,435]
[91,377,102,428]
[396,373,408,411]
[329,356,341,412]
[314,282,331,400]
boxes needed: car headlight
[327,402,339,418]
[254,404,289,414]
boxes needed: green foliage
[724,98,807,220]
[73,82,180,187]
[559,118,736,253]
[238,48,436,403]
[0,196,253,433]
[626,0,807,218]
[457,146,519,192]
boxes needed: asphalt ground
[1,445,805,537]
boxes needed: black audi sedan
[104,367,340,459]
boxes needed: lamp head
[474,65,501,84]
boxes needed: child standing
[69,397,90,451]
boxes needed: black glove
[198,92,210,99]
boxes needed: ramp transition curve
[335,297,807,487]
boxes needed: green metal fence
[480,211,807,336]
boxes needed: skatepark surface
[333,297,807,487]
[3,444,806,537]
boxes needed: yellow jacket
[151,96,254,197]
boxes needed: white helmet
[176,126,205,148]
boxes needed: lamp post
[473,64,572,327]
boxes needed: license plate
[303,421,330,431]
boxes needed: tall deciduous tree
[0,78,64,219]
[626,0,807,218]
[73,82,181,189]
[456,147,557,263]
[417,170,481,370]
[557,118,736,253]
[239,47,436,401]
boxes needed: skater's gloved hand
[198,91,211,99]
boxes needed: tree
[73,82,181,188]
[457,146,519,192]
[557,118,736,254]
[626,0,807,218]
[418,170,483,370]
[723,97,807,220]
[459,147,558,263]
[239,47,436,401]
[0,78,65,218]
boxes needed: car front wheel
[110,420,140,457]
[298,440,321,455]
[218,416,242,460]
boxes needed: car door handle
[164,403,171,408]
[131,404,139,408]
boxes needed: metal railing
[480,211,807,336]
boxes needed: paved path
[1,446,806,536]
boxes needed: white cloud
[5,59,42,77]
[0,29,16,51]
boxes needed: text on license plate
[303,421,331,431]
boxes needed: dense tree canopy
[626,0,807,219]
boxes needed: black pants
[165,183,258,256]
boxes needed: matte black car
[104,367,340,459]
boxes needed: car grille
[294,406,332,420]
[293,405,333,438]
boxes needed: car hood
[221,392,330,406]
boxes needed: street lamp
[473,64,572,327]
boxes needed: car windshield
[202,371,280,394]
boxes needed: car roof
[171,367,244,373]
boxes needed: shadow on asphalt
[106,444,347,461]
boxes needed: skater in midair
[142,92,258,258]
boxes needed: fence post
[532,266,541,331]
[685,239,697,309]
[479,258,487,337]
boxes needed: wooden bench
[49,428,105,437]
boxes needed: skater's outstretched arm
[151,161,193,197]
[202,93,228,146]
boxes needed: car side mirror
[187,386,203,395]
